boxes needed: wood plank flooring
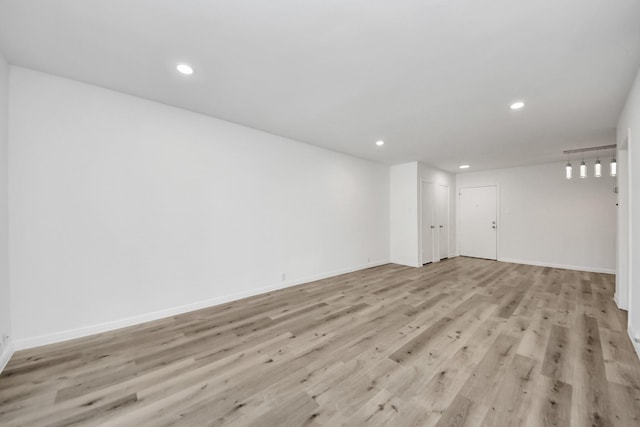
[1,257,639,426]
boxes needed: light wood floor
[1,257,639,426]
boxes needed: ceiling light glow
[376,140,384,146]
[459,164,470,169]
[176,64,194,75]
[510,101,525,110]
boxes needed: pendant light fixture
[610,148,617,177]
[562,144,616,180]
[580,154,587,179]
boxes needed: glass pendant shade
[580,161,587,178]
[565,162,572,179]
[594,160,601,178]
[610,158,617,177]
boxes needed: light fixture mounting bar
[562,144,616,155]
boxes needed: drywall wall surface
[616,129,630,310]
[390,162,419,267]
[457,162,616,273]
[617,67,640,355]
[389,162,456,267]
[0,52,12,370]
[8,67,390,346]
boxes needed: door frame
[456,184,500,260]
[420,180,436,265]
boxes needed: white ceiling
[1,0,639,172]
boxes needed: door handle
[439,225,444,228]
[430,225,435,229]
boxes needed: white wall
[8,67,390,348]
[457,162,616,273]
[389,161,456,267]
[617,67,640,356]
[390,162,419,267]
[0,53,12,371]
[616,132,630,310]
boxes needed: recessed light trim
[376,140,384,146]
[510,101,525,110]
[459,164,470,169]
[176,64,194,75]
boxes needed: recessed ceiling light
[176,64,194,75]
[376,140,384,146]
[459,164,470,169]
[510,101,525,110]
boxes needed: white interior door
[459,186,497,260]
[437,185,449,259]
[421,182,435,264]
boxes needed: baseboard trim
[0,339,14,374]
[628,328,640,361]
[13,259,390,351]
[614,292,629,311]
[392,255,459,269]
[389,257,421,268]
[497,258,615,275]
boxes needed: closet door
[421,181,435,264]
[437,185,450,259]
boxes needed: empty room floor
[1,257,639,426]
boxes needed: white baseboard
[614,292,629,311]
[389,256,420,268]
[392,254,459,268]
[628,328,640,361]
[13,259,390,351]
[497,258,615,275]
[0,339,14,374]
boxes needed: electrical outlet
[282,273,286,281]
[367,257,370,263]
